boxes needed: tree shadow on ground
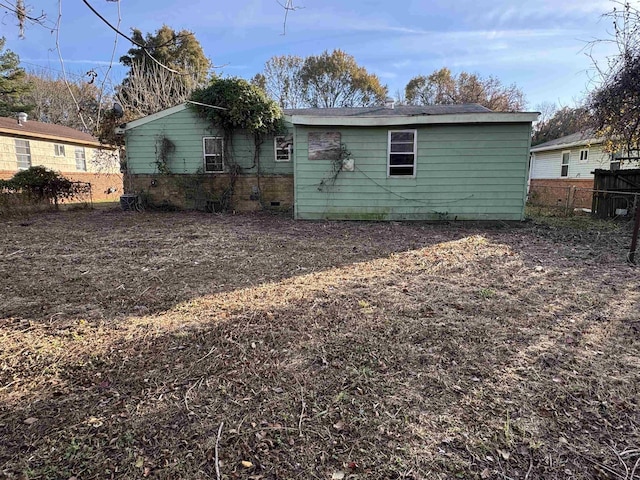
[1,224,638,479]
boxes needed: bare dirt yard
[0,209,638,479]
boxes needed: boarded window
[274,135,293,162]
[15,139,31,170]
[75,147,87,171]
[388,130,417,177]
[308,132,341,160]
[203,137,224,173]
[561,152,569,177]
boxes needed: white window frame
[54,144,66,157]
[274,135,292,162]
[15,139,31,170]
[75,147,87,171]
[203,137,224,173]
[579,148,589,163]
[388,129,417,178]
[560,150,570,177]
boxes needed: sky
[0,0,624,110]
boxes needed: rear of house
[121,104,294,211]
[289,106,537,221]
[120,103,537,221]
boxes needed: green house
[119,103,537,220]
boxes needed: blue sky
[2,0,620,109]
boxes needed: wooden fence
[592,169,640,219]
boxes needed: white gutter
[531,137,602,153]
[285,112,539,127]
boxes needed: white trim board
[286,112,538,127]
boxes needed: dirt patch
[0,210,638,479]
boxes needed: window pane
[389,166,414,176]
[389,154,415,166]
[15,140,31,169]
[391,131,414,142]
[75,147,86,171]
[390,143,414,153]
[205,156,223,172]
[562,153,569,165]
[204,138,222,154]
[561,165,568,176]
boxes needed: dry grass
[0,210,638,479]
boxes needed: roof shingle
[0,116,100,145]
[283,103,493,117]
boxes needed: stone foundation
[529,179,595,209]
[127,174,294,212]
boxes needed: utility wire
[80,0,185,75]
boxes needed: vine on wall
[189,77,284,211]
[155,135,175,174]
[318,143,353,192]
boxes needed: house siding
[0,134,122,202]
[125,107,294,176]
[530,144,612,180]
[294,123,532,221]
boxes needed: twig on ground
[298,388,306,437]
[215,421,224,480]
[524,455,534,480]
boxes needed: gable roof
[0,115,103,148]
[531,130,602,153]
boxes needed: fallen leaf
[497,449,510,460]
[24,417,38,425]
[481,468,491,479]
[331,472,345,480]
[134,457,144,468]
[241,460,254,468]
[333,420,345,431]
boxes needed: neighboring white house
[529,131,623,182]
[528,131,636,208]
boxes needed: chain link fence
[527,184,640,219]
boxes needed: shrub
[1,166,89,207]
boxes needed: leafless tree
[115,61,200,119]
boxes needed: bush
[1,166,90,207]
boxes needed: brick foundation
[529,179,595,209]
[127,174,294,212]
[0,170,123,203]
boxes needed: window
[579,149,589,163]
[15,139,31,169]
[611,152,621,171]
[274,135,293,162]
[388,130,417,177]
[54,144,66,157]
[203,137,224,173]
[561,151,570,177]
[75,147,87,171]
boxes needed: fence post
[630,195,640,265]
[565,186,572,216]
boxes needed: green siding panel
[125,107,294,176]
[294,123,532,221]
